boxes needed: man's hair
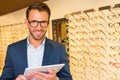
[26,2,51,19]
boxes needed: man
[0,2,72,80]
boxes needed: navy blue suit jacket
[0,38,72,80]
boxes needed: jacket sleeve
[57,45,72,80]
[0,46,15,80]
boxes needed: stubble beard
[30,30,46,41]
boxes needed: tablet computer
[24,63,65,76]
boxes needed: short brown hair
[26,2,51,19]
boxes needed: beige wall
[47,0,120,19]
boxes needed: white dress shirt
[27,37,45,68]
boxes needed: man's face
[26,9,49,41]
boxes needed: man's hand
[16,74,32,80]
[30,70,59,80]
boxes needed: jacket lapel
[42,38,52,66]
[20,39,28,69]
[21,38,52,67]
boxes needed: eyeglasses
[28,19,49,28]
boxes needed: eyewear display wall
[0,23,29,74]
[66,3,120,80]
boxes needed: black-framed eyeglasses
[28,19,49,28]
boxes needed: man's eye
[41,21,47,23]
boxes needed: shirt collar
[27,36,46,46]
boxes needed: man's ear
[25,19,28,24]
[48,20,50,24]
[25,19,30,28]
[25,19,29,26]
